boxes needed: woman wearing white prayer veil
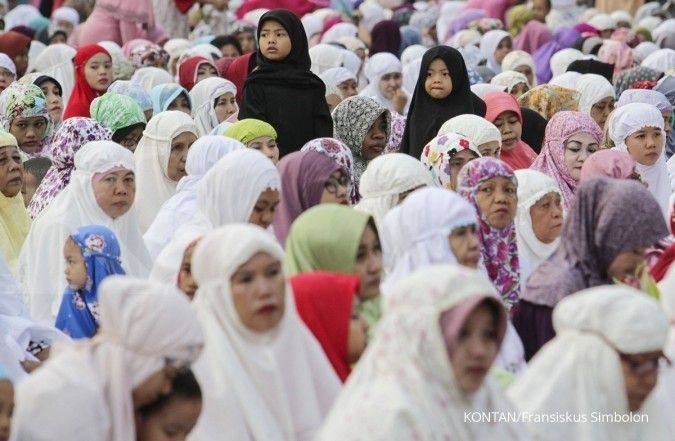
[189,77,238,136]
[508,286,671,441]
[28,44,76,108]
[188,224,341,441]
[655,263,675,431]
[134,110,198,232]
[18,141,152,326]
[131,66,174,92]
[354,153,433,227]
[319,265,529,441]
[144,135,244,259]
[10,277,203,441]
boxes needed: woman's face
[10,117,48,154]
[0,146,23,198]
[513,64,534,87]
[620,350,662,412]
[56,19,75,35]
[378,72,402,100]
[178,242,199,300]
[214,92,237,123]
[338,79,358,99]
[230,252,286,333]
[353,223,383,300]
[564,132,599,181]
[492,111,522,152]
[14,46,29,78]
[446,303,500,394]
[195,63,218,85]
[237,31,256,54]
[449,150,480,190]
[494,37,513,65]
[510,82,529,99]
[529,192,563,244]
[425,58,453,100]
[167,132,197,181]
[607,247,646,286]
[625,127,664,166]
[93,169,136,219]
[136,397,202,441]
[84,52,112,92]
[132,365,180,409]
[247,136,279,164]
[0,68,15,93]
[477,141,501,158]
[116,126,145,152]
[361,114,388,160]
[248,188,280,230]
[221,43,242,58]
[40,80,63,125]
[167,94,191,115]
[320,169,351,205]
[590,97,614,128]
[475,176,517,229]
[259,19,292,61]
[448,224,481,268]
[662,111,673,137]
[347,299,369,364]
[532,0,550,21]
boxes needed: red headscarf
[225,52,256,105]
[290,271,359,382]
[178,56,217,91]
[63,45,111,120]
[483,92,538,170]
[0,31,31,73]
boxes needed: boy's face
[21,171,39,208]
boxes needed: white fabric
[359,52,405,113]
[184,44,222,61]
[3,5,41,29]
[18,141,152,326]
[149,228,202,285]
[341,50,362,78]
[635,1,660,23]
[134,110,198,232]
[436,0,465,44]
[633,42,660,65]
[359,1,386,32]
[319,67,357,92]
[402,57,422,97]
[502,50,538,86]
[131,67,174,92]
[189,77,237,136]
[641,49,675,74]
[610,10,632,26]
[491,71,530,91]
[0,54,16,76]
[27,41,46,75]
[28,44,77,108]
[471,83,507,97]
[354,153,433,227]
[309,44,346,75]
[638,16,663,31]
[481,30,510,74]
[144,135,244,259]
[10,277,203,441]
[652,19,675,47]
[575,73,615,115]
[320,22,357,44]
[439,114,502,148]
[400,44,426,67]
[550,48,584,78]
[52,6,79,25]
[452,30,483,49]
[656,263,675,428]
[610,103,671,219]
[97,41,123,56]
[508,286,671,441]
[617,89,672,112]
[513,170,562,285]
[163,38,191,75]
[549,71,581,89]
[319,265,528,441]
[588,13,616,31]
[302,13,322,38]
[188,224,341,441]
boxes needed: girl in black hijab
[566,58,614,83]
[400,46,486,160]
[239,9,333,158]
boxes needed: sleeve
[313,89,334,138]
[238,83,268,122]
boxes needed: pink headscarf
[530,111,603,210]
[514,21,553,54]
[598,40,634,79]
[440,296,507,355]
[579,149,636,182]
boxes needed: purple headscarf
[273,150,342,245]
[369,20,402,56]
[456,157,520,308]
[532,27,581,84]
[448,9,486,37]
[514,20,553,54]
[27,118,112,219]
[530,111,603,210]
[300,137,357,204]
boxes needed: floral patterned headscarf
[90,92,146,134]
[457,157,520,307]
[128,42,169,69]
[301,137,357,204]
[421,132,481,190]
[0,81,53,154]
[518,84,580,120]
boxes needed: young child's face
[0,380,14,441]
[21,170,39,207]
[63,239,88,290]
[424,58,453,100]
[137,397,202,441]
[178,242,199,300]
[347,299,368,364]
[259,19,292,61]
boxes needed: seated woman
[223,118,280,164]
[439,114,503,158]
[11,277,203,441]
[359,52,407,115]
[421,132,481,191]
[189,77,238,136]
[90,92,147,152]
[509,286,671,440]
[188,224,341,440]
[319,265,527,440]
[0,82,53,156]
[513,178,669,360]
[150,83,192,115]
[574,73,615,129]
[530,110,603,210]
[19,73,65,128]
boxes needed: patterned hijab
[420,132,481,190]
[518,84,580,120]
[90,92,146,134]
[530,111,603,210]
[300,138,357,204]
[614,66,663,97]
[457,157,520,307]
[27,118,112,219]
[0,81,53,155]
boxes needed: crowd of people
[0,0,674,439]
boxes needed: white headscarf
[131,67,174,92]
[189,77,237,136]
[319,67,357,93]
[549,71,581,89]
[51,6,80,27]
[641,49,675,74]
[452,30,483,49]
[502,50,538,86]
[319,264,528,441]
[143,135,244,259]
[184,44,222,61]
[309,44,346,75]
[354,153,433,227]
[587,13,616,31]
[610,102,670,219]
[400,44,427,67]
[402,57,422,97]
[508,286,671,441]
[2,4,41,29]
[610,10,633,26]
[28,44,76,108]
[439,114,503,148]
[189,224,341,440]
[18,141,152,326]
[359,1,386,32]
[633,42,660,65]
[134,110,198,232]
[359,52,404,113]
[320,22,358,44]
[11,277,203,441]
[617,89,672,112]
[27,41,46,75]
[481,30,511,74]
[513,170,562,285]
[491,71,530,92]
[471,83,507,97]
[550,48,584,79]
[575,73,615,115]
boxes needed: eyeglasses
[324,174,352,194]
[119,135,142,148]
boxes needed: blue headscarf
[150,83,192,114]
[108,80,153,112]
[54,225,125,339]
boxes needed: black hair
[112,122,146,144]
[211,35,243,56]
[138,369,202,417]
[48,30,68,44]
[34,75,63,97]
[23,157,52,182]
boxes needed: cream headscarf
[575,73,615,115]
[189,224,341,440]
[189,77,238,136]
[0,132,29,275]
[359,52,405,114]
[438,114,502,148]
[134,110,198,232]
[11,277,203,441]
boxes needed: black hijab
[566,59,614,83]
[520,107,547,154]
[400,45,485,159]
[245,9,324,89]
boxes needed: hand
[393,88,407,114]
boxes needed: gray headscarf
[655,75,675,157]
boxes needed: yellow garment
[0,191,31,274]
[506,5,534,37]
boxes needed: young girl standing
[239,9,333,157]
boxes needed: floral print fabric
[517,84,580,120]
[0,81,54,154]
[301,137,357,204]
[420,132,481,189]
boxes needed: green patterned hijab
[90,92,146,134]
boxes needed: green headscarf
[285,204,372,277]
[223,118,278,145]
[90,92,146,134]
[506,5,533,36]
